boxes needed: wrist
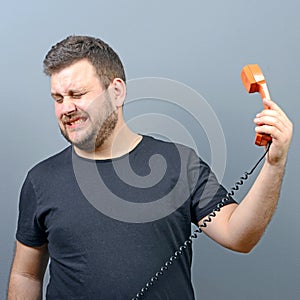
[264,158,287,173]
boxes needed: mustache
[61,112,88,124]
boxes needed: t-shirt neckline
[71,135,148,163]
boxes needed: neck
[74,124,142,160]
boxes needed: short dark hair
[43,35,126,88]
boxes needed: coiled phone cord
[131,143,271,300]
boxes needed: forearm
[227,160,285,252]
[200,98,292,253]
[8,272,43,300]
[8,241,49,300]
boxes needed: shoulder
[27,146,72,179]
[142,135,197,154]
[141,135,200,162]
[141,135,214,180]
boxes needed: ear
[110,78,126,108]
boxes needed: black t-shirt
[16,136,235,299]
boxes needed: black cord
[131,143,271,300]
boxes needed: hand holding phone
[241,64,272,146]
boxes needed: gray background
[1,0,299,299]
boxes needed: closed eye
[51,91,87,103]
[51,94,63,103]
[71,92,86,99]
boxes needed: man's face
[51,59,118,151]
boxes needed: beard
[59,100,119,151]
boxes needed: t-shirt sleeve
[16,173,48,247]
[187,150,237,225]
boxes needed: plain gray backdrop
[1,1,299,299]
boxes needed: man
[8,35,293,299]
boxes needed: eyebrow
[51,89,86,97]
[51,92,61,97]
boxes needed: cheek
[54,104,63,120]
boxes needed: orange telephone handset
[241,64,272,146]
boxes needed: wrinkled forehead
[50,59,100,94]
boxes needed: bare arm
[8,241,49,300]
[199,98,293,253]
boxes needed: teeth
[72,119,83,124]
[69,118,84,125]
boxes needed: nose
[56,97,77,116]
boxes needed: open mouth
[64,116,88,128]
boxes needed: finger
[262,98,281,110]
[257,107,292,131]
[254,112,287,131]
[256,120,286,133]
[256,109,279,118]
[255,124,281,140]
[255,114,292,140]
[262,98,289,120]
[258,101,290,124]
